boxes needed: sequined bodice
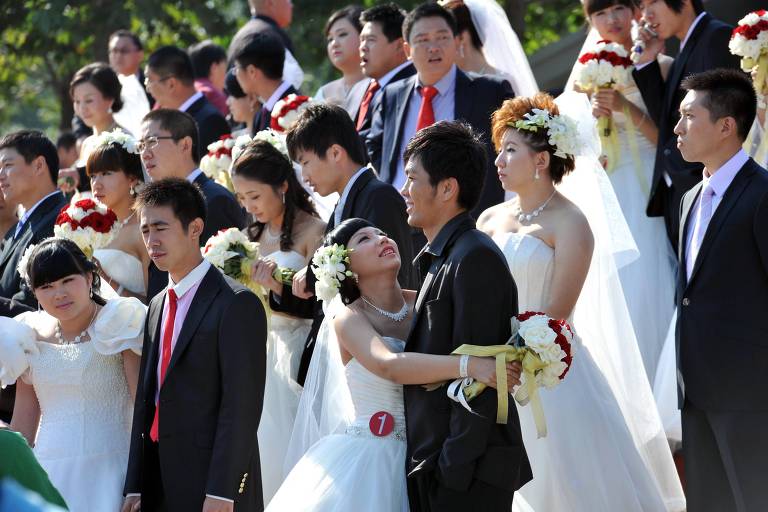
[31,341,132,459]
[345,337,406,434]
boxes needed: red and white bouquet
[730,10,768,95]
[270,94,315,132]
[448,311,573,437]
[200,134,236,192]
[54,199,119,259]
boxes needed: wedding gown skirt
[496,232,683,512]
[607,82,676,384]
[266,337,408,511]
[93,248,146,295]
[259,250,312,504]
[0,298,145,512]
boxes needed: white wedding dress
[496,232,682,512]
[0,297,146,512]
[265,336,409,511]
[606,81,677,384]
[94,248,146,296]
[259,250,313,504]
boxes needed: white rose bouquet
[447,311,574,438]
[310,243,355,303]
[270,94,315,132]
[53,199,119,260]
[730,11,768,96]
[200,135,236,192]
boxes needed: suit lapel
[664,15,710,118]
[678,182,701,265]
[165,268,222,377]
[143,293,166,396]
[454,70,473,123]
[341,170,374,221]
[386,78,417,183]
[0,192,65,268]
[687,162,754,287]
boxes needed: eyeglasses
[136,136,175,153]
[144,75,173,88]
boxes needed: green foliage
[523,0,585,55]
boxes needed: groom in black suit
[633,0,739,249]
[270,103,415,385]
[401,122,530,511]
[366,2,513,218]
[123,179,266,512]
[675,70,768,511]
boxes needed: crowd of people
[0,0,766,511]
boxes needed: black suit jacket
[146,173,247,301]
[676,159,768,411]
[270,169,416,384]
[186,95,230,160]
[125,266,267,510]
[634,14,739,226]
[676,158,768,412]
[404,212,531,494]
[366,69,512,217]
[251,85,299,135]
[354,63,417,137]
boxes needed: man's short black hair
[109,29,143,51]
[661,0,704,14]
[286,103,367,166]
[232,32,285,81]
[188,40,227,80]
[360,3,407,42]
[135,177,207,231]
[0,130,59,185]
[403,121,486,211]
[142,109,201,164]
[681,68,756,142]
[147,46,195,87]
[56,132,78,151]
[403,2,458,42]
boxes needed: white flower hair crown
[93,129,139,154]
[311,243,355,303]
[511,108,581,159]
[231,129,290,164]
[17,243,37,286]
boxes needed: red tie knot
[421,85,438,101]
[368,80,381,94]
[167,288,178,306]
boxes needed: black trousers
[682,401,768,512]
[407,471,513,512]
[140,440,167,512]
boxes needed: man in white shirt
[108,30,151,136]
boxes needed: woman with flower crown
[86,130,149,301]
[477,93,685,511]
[565,0,676,387]
[0,238,146,512]
[266,218,523,512]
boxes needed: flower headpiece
[510,108,581,159]
[17,243,37,286]
[231,129,291,164]
[93,129,139,154]
[311,243,354,303]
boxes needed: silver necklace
[262,224,281,242]
[515,190,557,224]
[54,304,99,345]
[361,295,408,322]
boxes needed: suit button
[663,149,671,156]
[682,298,690,306]
[244,473,248,478]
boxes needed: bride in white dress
[230,139,327,503]
[1,238,145,512]
[85,130,149,300]
[268,218,518,511]
[567,0,676,384]
[478,93,685,511]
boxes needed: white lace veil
[282,295,354,476]
[556,91,686,510]
[464,0,539,96]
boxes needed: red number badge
[369,411,395,437]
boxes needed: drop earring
[281,193,285,205]
[130,185,136,197]
[534,167,540,180]
[459,44,465,59]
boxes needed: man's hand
[291,266,314,299]
[57,167,80,193]
[634,20,664,66]
[121,496,141,512]
[202,496,233,512]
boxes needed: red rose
[516,311,545,322]
[74,199,97,211]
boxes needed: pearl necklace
[54,305,99,345]
[515,190,557,224]
[361,296,409,322]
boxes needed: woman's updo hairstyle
[442,1,483,51]
[69,62,124,113]
[491,92,576,184]
[25,238,107,306]
[322,218,375,305]
[232,139,317,251]
[86,142,144,184]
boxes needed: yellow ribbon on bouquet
[450,344,549,438]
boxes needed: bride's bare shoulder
[477,200,516,236]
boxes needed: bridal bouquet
[200,134,236,192]
[574,40,633,171]
[54,199,119,260]
[730,10,768,96]
[270,94,315,132]
[311,244,354,303]
[448,311,573,438]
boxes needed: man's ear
[188,217,205,241]
[437,176,460,204]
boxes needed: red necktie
[415,85,439,132]
[150,288,178,442]
[356,80,380,131]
